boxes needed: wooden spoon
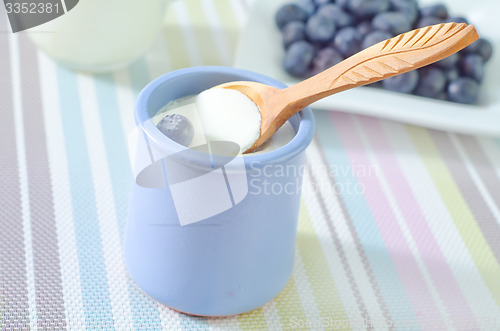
[216,23,479,153]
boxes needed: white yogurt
[153,89,296,154]
[196,89,262,153]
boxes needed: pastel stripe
[163,4,192,69]
[381,120,500,324]
[261,300,282,330]
[170,1,203,66]
[238,308,268,331]
[94,71,163,330]
[56,66,114,329]
[227,0,248,30]
[304,162,372,328]
[356,116,478,328]
[197,0,233,66]
[457,135,500,219]
[478,137,500,195]
[213,0,241,51]
[449,135,500,224]
[450,136,500,224]
[305,141,393,329]
[290,246,322,327]
[430,131,500,264]
[18,33,67,330]
[331,112,444,330]
[77,73,135,330]
[38,51,86,330]
[314,111,418,325]
[407,126,500,306]
[273,277,307,330]
[296,201,350,329]
[0,12,30,329]
[180,0,220,65]
[9,31,37,330]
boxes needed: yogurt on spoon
[196,89,262,153]
[155,88,295,154]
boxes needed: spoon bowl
[217,23,479,153]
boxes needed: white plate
[234,0,500,136]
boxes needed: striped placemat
[1,0,500,330]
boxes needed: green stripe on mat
[297,201,350,330]
[407,126,500,307]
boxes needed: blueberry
[447,78,479,104]
[333,26,362,57]
[306,14,337,42]
[297,0,316,16]
[462,39,480,54]
[444,68,459,82]
[382,70,419,93]
[357,21,372,38]
[390,0,418,23]
[415,16,442,29]
[459,54,484,82]
[372,12,412,35]
[420,4,448,19]
[317,4,354,28]
[414,68,447,98]
[361,30,392,49]
[311,47,344,74]
[282,21,306,48]
[284,41,316,77]
[157,114,194,147]
[445,16,468,24]
[275,4,309,29]
[335,0,349,9]
[464,38,493,63]
[477,39,493,63]
[347,0,390,19]
[435,53,459,69]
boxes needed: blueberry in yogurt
[157,114,194,147]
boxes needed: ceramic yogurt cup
[125,66,314,316]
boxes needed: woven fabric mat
[1,1,500,330]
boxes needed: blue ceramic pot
[125,66,314,316]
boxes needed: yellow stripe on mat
[184,0,224,65]
[297,201,350,330]
[408,126,500,306]
[163,3,192,69]
[274,277,308,330]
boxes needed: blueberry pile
[276,0,494,104]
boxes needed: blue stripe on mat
[314,111,418,324]
[57,66,114,329]
[94,58,163,330]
